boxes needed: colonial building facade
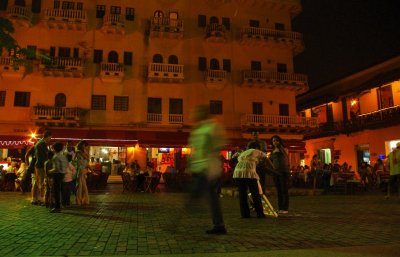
[0,0,316,167]
[298,55,400,170]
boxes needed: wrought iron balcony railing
[150,16,183,36]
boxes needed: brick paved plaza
[0,185,399,257]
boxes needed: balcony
[32,106,86,127]
[304,105,400,139]
[241,27,304,55]
[101,14,125,34]
[205,23,226,43]
[242,70,308,94]
[6,5,32,27]
[150,17,183,39]
[40,57,84,77]
[148,63,184,82]
[241,114,318,133]
[147,113,184,126]
[43,9,87,31]
[0,57,25,79]
[100,62,124,83]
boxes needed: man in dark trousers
[34,130,52,204]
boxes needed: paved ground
[0,185,399,257]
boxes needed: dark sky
[293,0,400,89]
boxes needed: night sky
[293,0,400,89]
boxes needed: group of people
[25,131,91,213]
[186,105,290,235]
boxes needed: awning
[0,135,33,149]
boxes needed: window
[209,16,219,24]
[14,92,30,107]
[96,5,105,18]
[198,14,206,27]
[91,95,106,110]
[0,91,6,106]
[73,48,79,58]
[53,0,60,9]
[210,100,223,115]
[55,93,66,107]
[198,57,207,71]
[110,6,121,14]
[223,59,231,72]
[114,96,129,111]
[168,55,178,64]
[169,98,183,114]
[108,51,118,63]
[147,98,162,114]
[58,47,71,58]
[210,59,219,70]
[61,1,74,10]
[277,63,287,73]
[76,2,83,10]
[0,0,8,11]
[93,49,103,63]
[222,17,230,30]
[251,61,261,71]
[31,0,41,13]
[50,46,56,57]
[279,104,289,116]
[15,0,25,6]
[275,23,285,30]
[252,102,263,115]
[123,52,133,66]
[126,7,135,21]
[249,20,260,27]
[152,54,163,63]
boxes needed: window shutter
[223,59,231,72]
[198,57,207,71]
[198,15,206,27]
[222,17,230,30]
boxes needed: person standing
[233,142,273,218]
[75,140,91,205]
[270,135,290,214]
[49,142,68,213]
[188,105,227,234]
[62,154,77,207]
[247,131,268,193]
[386,142,400,199]
[34,130,52,204]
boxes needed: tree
[0,17,46,69]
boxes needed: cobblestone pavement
[0,185,399,257]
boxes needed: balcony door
[210,59,219,70]
[377,84,393,109]
[108,51,118,63]
[279,104,289,116]
[55,93,66,107]
[252,102,263,115]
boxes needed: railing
[44,8,86,20]
[33,106,84,120]
[149,63,184,74]
[168,114,183,124]
[241,114,318,128]
[147,113,162,123]
[243,70,307,85]
[7,5,32,20]
[41,57,82,69]
[151,17,183,32]
[205,69,227,80]
[103,14,125,27]
[241,27,302,41]
[358,105,400,123]
[0,57,12,65]
[101,63,124,72]
[205,23,226,35]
